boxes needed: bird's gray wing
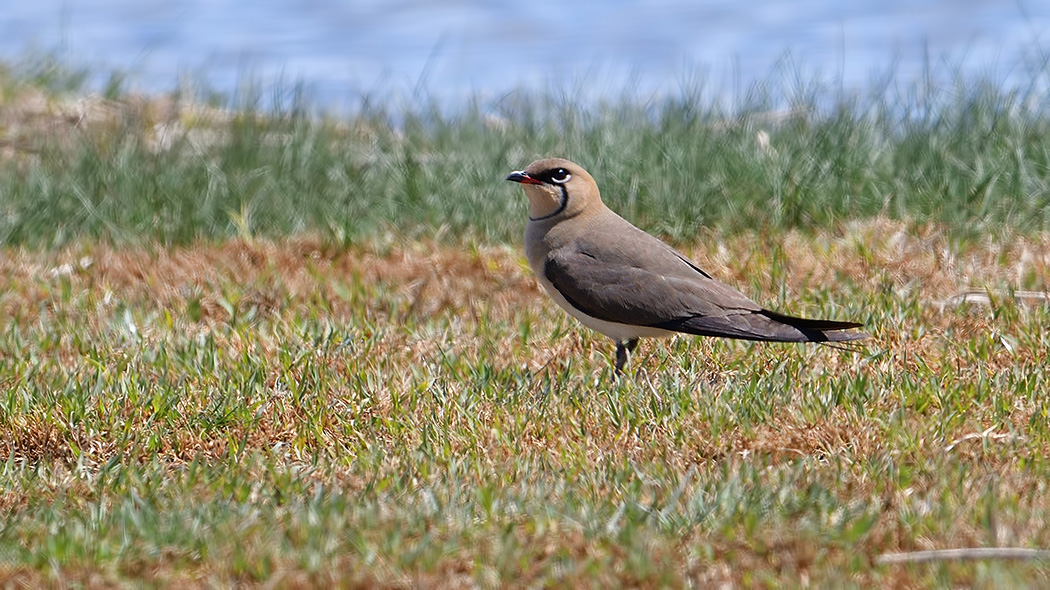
[543,241,762,330]
[544,239,866,342]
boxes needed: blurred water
[1,0,1048,108]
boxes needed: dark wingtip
[759,309,868,342]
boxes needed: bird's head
[506,158,600,222]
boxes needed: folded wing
[544,240,865,343]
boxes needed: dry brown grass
[5,216,1046,344]
[2,218,1047,459]
[1,219,1049,587]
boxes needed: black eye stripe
[537,167,571,184]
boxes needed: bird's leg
[614,338,639,377]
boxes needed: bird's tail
[757,310,868,342]
[656,309,868,342]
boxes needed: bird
[505,157,867,376]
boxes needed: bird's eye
[549,168,571,184]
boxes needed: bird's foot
[613,338,640,378]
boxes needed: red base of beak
[506,171,542,185]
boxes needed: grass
[1,54,1050,247]
[1,55,1050,587]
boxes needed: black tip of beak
[506,171,540,184]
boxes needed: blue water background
[2,1,1048,109]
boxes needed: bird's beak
[506,170,542,185]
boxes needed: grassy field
[2,57,1050,587]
